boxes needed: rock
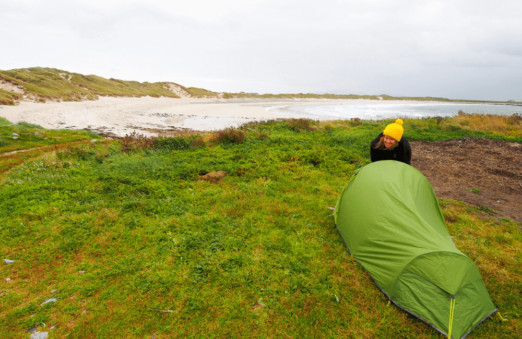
[41,298,57,306]
[199,171,227,184]
[30,332,48,339]
[4,259,15,264]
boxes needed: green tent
[334,161,496,338]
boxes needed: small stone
[30,332,48,339]
[6,278,11,282]
[4,259,15,264]
[41,298,57,306]
[51,290,57,294]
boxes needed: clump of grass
[210,128,246,144]
[448,113,522,137]
[350,117,362,126]
[184,87,218,98]
[120,133,203,152]
[0,89,23,105]
[119,132,155,152]
[287,118,314,132]
[190,136,206,148]
[155,136,190,151]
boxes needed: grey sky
[2,0,522,100]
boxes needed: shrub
[287,118,313,132]
[211,128,246,144]
[350,118,362,126]
[508,113,521,125]
[190,136,206,148]
[155,136,190,151]
[120,131,155,152]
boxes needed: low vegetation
[0,115,520,337]
[184,87,220,98]
[3,67,521,105]
[0,89,23,106]
[0,68,179,104]
[0,117,100,176]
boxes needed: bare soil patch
[411,138,521,222]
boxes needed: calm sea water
[269,102,521,120]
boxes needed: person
[370,118,411,165]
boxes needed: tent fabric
[334,161,496,338]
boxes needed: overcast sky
[2,0,522,101]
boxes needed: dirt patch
[411,138,521,222]
[199,171,227,184]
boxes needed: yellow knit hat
[383,119,404,141]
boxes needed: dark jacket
[370,133,411,165]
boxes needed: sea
[268,102,522,121]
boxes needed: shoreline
[0,96,517,137]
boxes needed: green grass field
[0,115,520,337]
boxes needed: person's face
[383,135,397,149]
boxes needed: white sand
[0,96,418,137]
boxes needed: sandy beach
[0,96,428,137]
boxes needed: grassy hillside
[0,68,180,104]
[4,67,520,106]
[0,115,520,337]
[221,92,462,102]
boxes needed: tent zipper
[448,295,456,338]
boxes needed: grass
[0,89,22,106]
[0,68,179,104]
[0,115,520,337]
[0,118,101,176]
[3,67,521,105]
[221,92,520,104]
[450,113,522,138]
[184,87,220,98]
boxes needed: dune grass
[0,90,23,106]
[449,113,522,137]
[4,67,521,106]
[0,115,520,337]
[0,68,179,104]
[184,87,220,98]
